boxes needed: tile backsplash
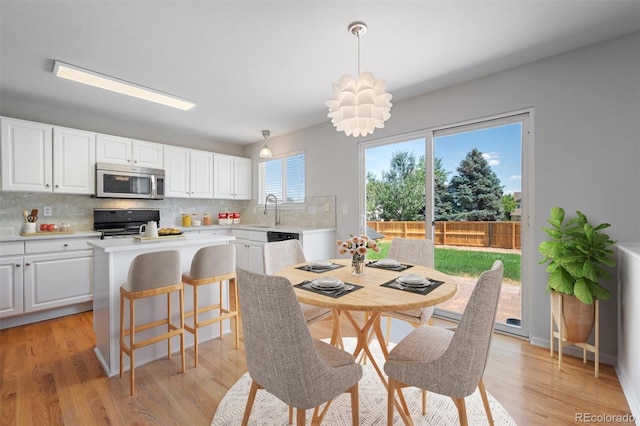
[0,192,336,237]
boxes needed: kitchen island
[88,233,235,377]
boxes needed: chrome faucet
[264,193,280,226]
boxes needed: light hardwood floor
[0,311,633,425]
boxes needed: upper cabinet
[1,118,53,192]
[96,134,163,169]
[164,146,214,198]
[213,154,252,200]
[1,118,96,194]
[53,127,96,194]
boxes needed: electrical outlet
[324,203,330,212]
[342,204,348,215]
[43,206,52,216]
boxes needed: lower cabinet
[23,250,93,312]
[0,256,24,318]
[233,241,264,274]
[0,236,96,327]
[231,229,266,273]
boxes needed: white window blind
[259,153,305,204]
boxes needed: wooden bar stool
[119,250,185,395]
[182,244,238,367]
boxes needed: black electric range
[93,208,160,239]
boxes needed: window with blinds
[259,152,305,204]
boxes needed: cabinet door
[23,251,93,313]
[190,149,214,198]
[248,244,264,274]
[53,127,96,194]
[0,257,24,318]
[232,242,250,271]
[213,153,234,199]
[164,145,191,198]
[96,134,132,165]
[234,156,252,200]
[1,118,53,192]
[132,139,164,169]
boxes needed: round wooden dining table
[275,258,457,387]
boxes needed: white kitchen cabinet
[96,133,164,169]
[164,145,213,198]
[0,256,24,318]
[213,154,252,200]
[53,127,96,194]
[1,118,96,194]
[23,250,93,313]
[1,117,53,192]
[231,229,266,273]
[0,236,96,328]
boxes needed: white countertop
[180,224,335,234]
[87,233,235,253]
[0,225,334,243]
[0,231,102,243]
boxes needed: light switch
[342,204,348,215]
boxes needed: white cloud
[509,175,522,181]
[482,152,500,166]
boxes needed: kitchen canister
[203,214,212,226]
[182,214,191,227]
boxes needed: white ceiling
[1,1,639,146]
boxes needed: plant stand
[549,293,600,378]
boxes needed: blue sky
[365,123,522,195]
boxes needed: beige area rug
[212,338,517,425]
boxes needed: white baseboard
[616,364,640,421]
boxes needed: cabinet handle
[134,160,138,164]
[55,184,59,188]
[64,243,69,247]
[45,183,50,187]
[15,264,21,268]
[25,262,31,266]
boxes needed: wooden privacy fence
[367,221,521,250]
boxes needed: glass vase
[352,253,365,276]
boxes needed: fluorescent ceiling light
[52,60,196,111]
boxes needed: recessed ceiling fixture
[259,130,273,158]
[52,60,196,111]
[325,22,392,138]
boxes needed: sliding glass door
[361,111,531,338]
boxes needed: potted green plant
[538,206,615,342]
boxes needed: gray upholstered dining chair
[384,260,504,426]
[382,238,436,342]
[263,239,335,326]
[236,268,363,426]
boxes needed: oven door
[96,169,153,199]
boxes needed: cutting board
[20,230,76,237]
[133,234,185,242]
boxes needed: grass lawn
[367,242,521,282]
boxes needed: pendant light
[259,130,273,158]
[325,22,392,137]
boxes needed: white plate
[311,278,344,291]
[309,260,332,268]
[398,274,430,286]
[314,276,340,286]
[377,259,400,266]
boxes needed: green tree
[501,194,518,221]
[447,148,504,221]
[365,171,384,220]
[377,151,425,221]
[434,157,454,220]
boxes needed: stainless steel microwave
[95,162,165,199]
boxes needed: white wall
[246,32,640,361]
